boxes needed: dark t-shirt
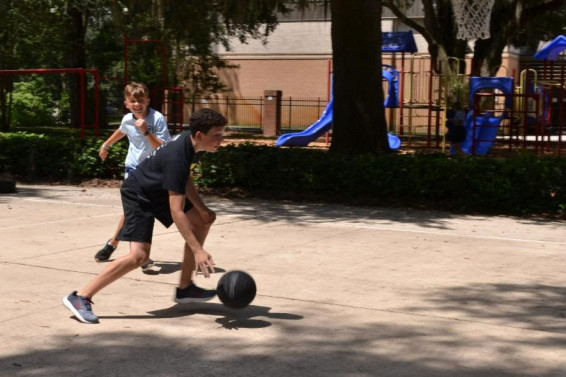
[122,131,204,226]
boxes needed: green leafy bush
[197,144,566,217]
[0,132,127,181]
[1,133,565,217]
[10,80,63,127]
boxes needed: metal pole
[123,33,128,86]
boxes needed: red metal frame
[123,34,167,89]
[0,68,99,139]
[123,34,184,129]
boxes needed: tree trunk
[0,81,9,131]
[470,0,521,77]
[471,37,509,77]
[66,3,87,129]
[329,0,389,155]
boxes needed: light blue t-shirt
[118,108,171,171]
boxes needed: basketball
[217,270,256,309]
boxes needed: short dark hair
[124,82,149,99]
[189,108,227,136]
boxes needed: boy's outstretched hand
[99,146,109,161]
[195,249,215,278]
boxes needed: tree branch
[382,0,433,45]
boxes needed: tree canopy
[1,0,564,156]
[384,0,566,76]
[0,0,287,130]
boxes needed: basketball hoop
[451,0,495,41]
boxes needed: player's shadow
[142,262,225,275]
[101,302,304,330]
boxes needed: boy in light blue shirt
[95,82,171,268]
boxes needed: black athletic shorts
[116,187,194,244]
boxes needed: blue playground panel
[467,77,514,109]
[382,65,400,108]
[457,77,514,156]
[534,35,566,61]
[381,31,418,53]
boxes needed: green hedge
[197,144,566,217]
[1,133,565,217]
[0,132,127,181]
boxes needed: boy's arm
[135,114,169,149]
[169,191,215,277]
[143,132,166,149]
[99,129,126,161]
[185,175,216,225]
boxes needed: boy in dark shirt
[63,109,227,324]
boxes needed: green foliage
[9,80,63,127]
[0,131,126,181]
[2,135,565,217]
[197,144,566,217]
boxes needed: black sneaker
[141,258,155,272]
[62,291,99,324]
[174,283,216,303]
[94,241,116,262]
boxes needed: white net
[451,0,495,40]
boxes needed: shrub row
[197,144,566,217]
[1,133,565,217]
[0,132,127,181]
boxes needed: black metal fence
[185,95,328,133]
[100,93,329,134]
[280,97,327,131]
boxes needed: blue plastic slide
[275,99,334,147]
[454,77,513,155]
[457,111,503,155]
[276,99,402,149]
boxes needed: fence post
[262,90,282,136]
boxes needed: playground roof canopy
[534,35,566,60]
[382,31,418,53]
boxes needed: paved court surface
[1,183,566,377]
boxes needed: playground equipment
[533,34,566,154]
[275,65,402,149]
[276,32,418,149]
[458,77,514,155]
[275,98,402,149]
[382,65,400,108]
[453,34,565,156]
[123,34,184,132]
[534,35,566,61]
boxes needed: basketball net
[451,0,495,40]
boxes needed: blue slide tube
[276,99,401,149]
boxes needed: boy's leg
[179,208,212,289]
[108,215,125,247]
[80,241,151,298]
[94,215,125,262]
[64,242,151,323]
[174,208,216,303]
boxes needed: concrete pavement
[1,184,566,377]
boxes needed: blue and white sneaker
[63,291,99,324]
[174,283,216,303]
